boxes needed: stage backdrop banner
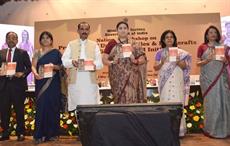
[35,13,221,82]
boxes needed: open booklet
[0,62,17,76]
[215,46,225,61]
[78,59,95,71]
[38,64,54,78]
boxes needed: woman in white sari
[154,30,191,137]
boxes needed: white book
[215,46,225,60]
[39,64,53,78]
[43,64,53,78]
[169,47,178,62]
[6,62,17,76]
[84,59,95,71]
[122,44,132,58]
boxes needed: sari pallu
[108,42,147,104]
[198,44,230,138]
[225,47,230,88]
[34,49,62,140]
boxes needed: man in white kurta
[62,22,103,111]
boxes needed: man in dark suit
[0,31,31,141]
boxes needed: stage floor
[0,134,229,146]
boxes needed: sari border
[202,64,225,98]
[159,64,177,94]
[36,72,56,102]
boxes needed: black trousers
[0,79,26,137]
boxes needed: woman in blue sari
[154,30,191,137]
[197,26,230,138]
[32,31,62,143]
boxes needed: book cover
[215,46,225,60]
[84,59,95,71]
[38,64,53,78]
[169,47,178,62]
[43,64,53,78]
[121,44,132,58]
[6,62,17,76]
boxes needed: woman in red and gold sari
[197,26,230,138]
[102,21,147,104]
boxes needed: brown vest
[68,39,97,84]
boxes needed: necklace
[118,38,128,44]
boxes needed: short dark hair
[160,30,177,48]
[116,21,129,30]
[6,31,18,39]
[39,31,53,46]
[77,22,90,30]
[204,25,221,44]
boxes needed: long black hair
[204,25,221,44]
[116,21,129,30]
[39,31,53,46]
[160,30,177,48]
